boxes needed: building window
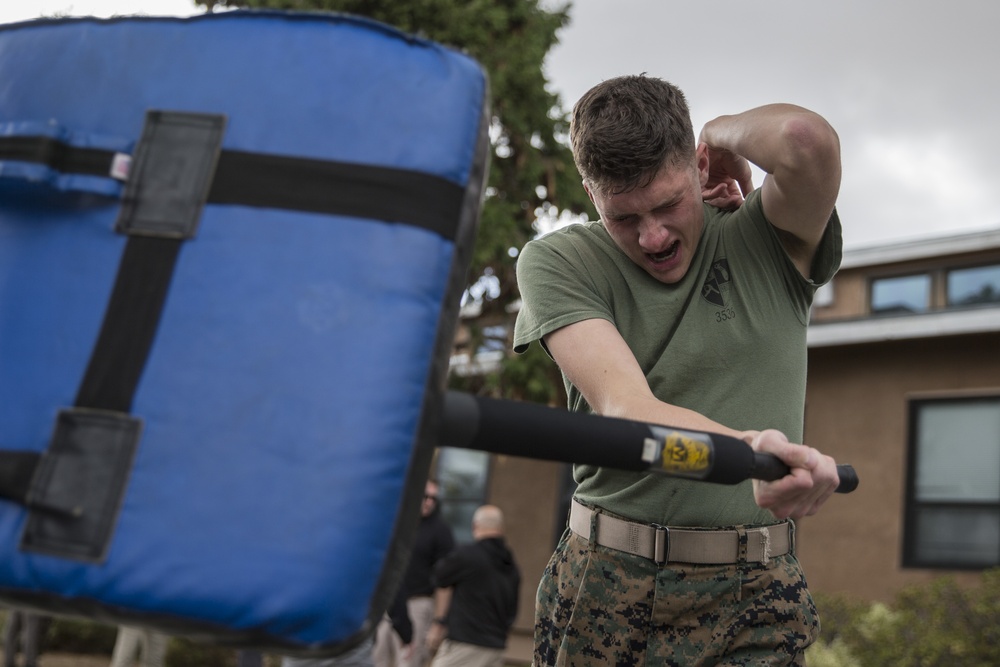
[903,396,1000,569]
[870,273,931,314]
[813,282,834,308]
[947,263,1000,307]
[435,447,491,543]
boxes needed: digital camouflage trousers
[534,528,819,667]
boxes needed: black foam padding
[442,391,649,471]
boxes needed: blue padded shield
[0,11,488,655]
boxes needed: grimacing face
[588,148,709,285]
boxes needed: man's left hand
[745,429,839,519]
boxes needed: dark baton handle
[442,391,859,493]
[752,451,859,493]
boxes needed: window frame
[902,394,1000,570]
[868,271,933,315]
[434,447,492,543]
[945,261,1000,309]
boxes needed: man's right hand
[698,142,754,211]
[426,620,446,654]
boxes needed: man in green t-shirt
[513,75,844,666]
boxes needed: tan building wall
[798,334,999,600]
[796,231,1000,598]
[487,455,562,628]
[485,454,565,663]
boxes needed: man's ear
[695,143,710,187]
[582,179,596,205]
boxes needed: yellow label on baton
[660,432,711,474]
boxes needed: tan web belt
[569,499,791,566]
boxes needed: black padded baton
[441,391,858,493]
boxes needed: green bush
[164,638,238,667]
[806,637,860,667]
[43,616,118,654]
[810,591,870,644]
[808,568,1000,667]
[1,612,286,667]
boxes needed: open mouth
[648,240,679,263]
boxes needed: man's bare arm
[545,318,839,519]
[545,318,741,437]
[699,104,841,277]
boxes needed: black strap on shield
[18,111,226,562]
[0,108,471,562]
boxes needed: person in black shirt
[397,480,454,667]
[426,506,520,667]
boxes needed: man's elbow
[778,113,841,178]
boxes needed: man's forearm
[700,104,841,269]
[699,104,839,179]
[432,587,453,623]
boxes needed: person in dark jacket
[397,480,454,667]
[372,584,414,667]
[426,506,520,667]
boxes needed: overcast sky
[3,0,998,250]
[543,0,1000,250]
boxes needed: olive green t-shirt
[513,190,843,527]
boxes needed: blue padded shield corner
[0,10,489,656]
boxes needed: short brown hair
[570,75,695,196]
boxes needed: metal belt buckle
[652,524,669,565]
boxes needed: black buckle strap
[117,110,226,239]
[20,410,141,562]
[0,115,466,240]
[0,135,119,178]
[2,107,471,562]
[9,111,226,562]
[209,149,464,239]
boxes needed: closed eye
[653,200,680,215]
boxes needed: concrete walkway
[24,652,110,667]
